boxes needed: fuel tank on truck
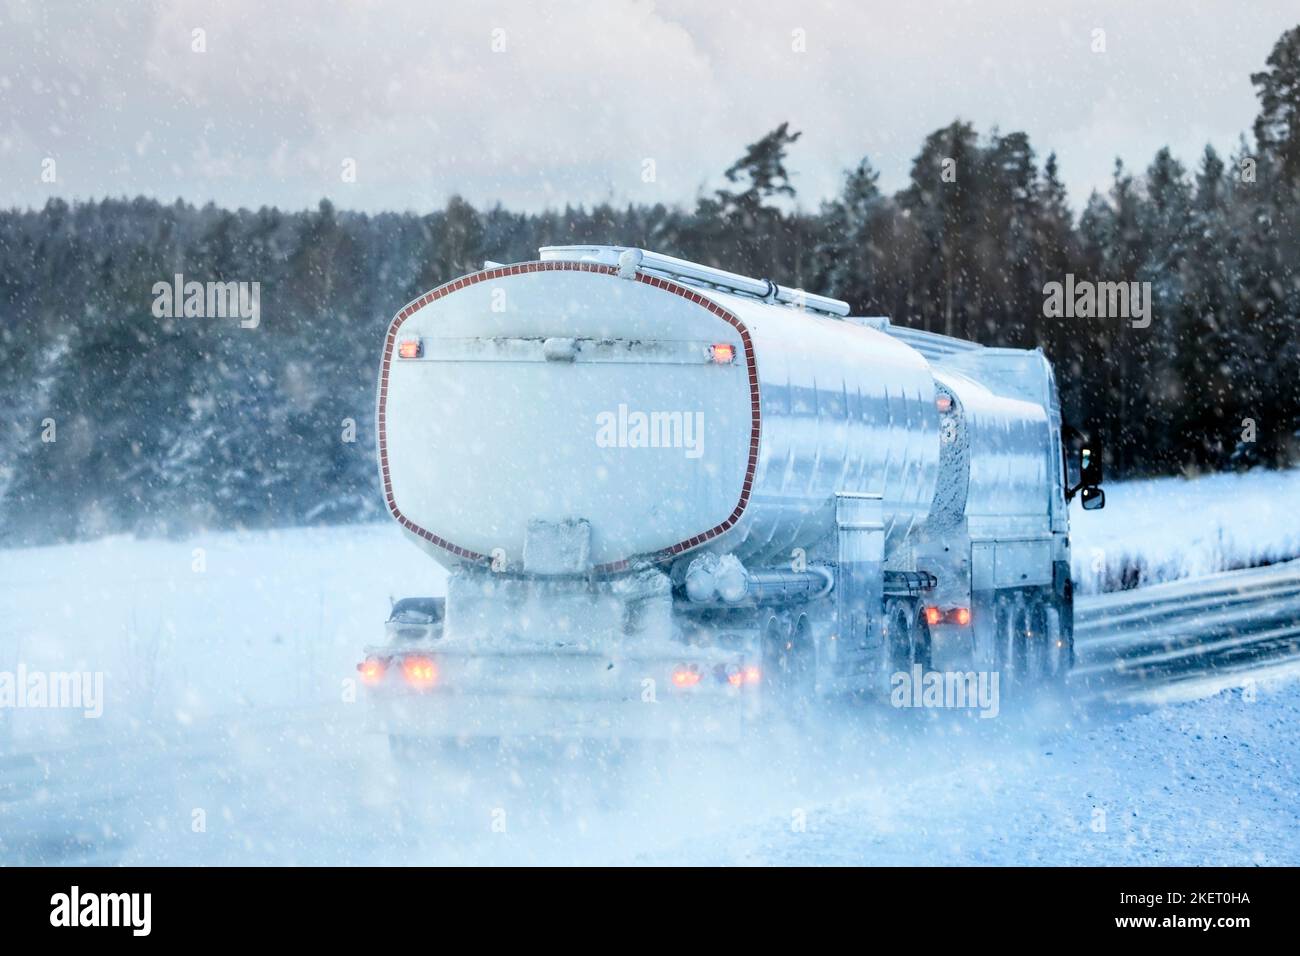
[376,248,941,575]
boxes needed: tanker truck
[358,245,1105,746]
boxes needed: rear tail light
[709,343,736,365]
[357,656,388,686]
[398,339,423,359]
[714,664,760,687]
[402,655,437,689]
[671,665,702,688]
[923,606,972,626]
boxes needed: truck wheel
[1059,579,1076,674]
[908,609,933,672]
[762,617,814,719]
[997,594,1030,688]
[1042,604,1071,684]
[1026,599,1050,683]
[883,601,927,676]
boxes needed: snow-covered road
[667,671,1300,866]
[1,508,1298,865]
[3,664,1295,866]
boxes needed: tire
[1026,599,1050,683]
[883,600,929,678]
[1005,594,1072,688]
[761,617,788,701]
[763,616,815,719]
[998,594,1030,688]
[1060,579,1076,673]
[788,616,816,699]
[1042,604,1071,683]
[882,601,913,677]
[909,609,933,673]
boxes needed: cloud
[0,0,1295,213]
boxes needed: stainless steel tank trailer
[358,245,1105,744]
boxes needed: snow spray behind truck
[359,245,1104,745]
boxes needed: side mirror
[1080,446,1103,487]
[1081,486,1106,511]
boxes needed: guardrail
[1072,557,1300,694]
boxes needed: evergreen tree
[6,21,1300,544]
[1253,25,1300,191]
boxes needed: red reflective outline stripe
[375,260,762,573]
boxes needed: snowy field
[1069,467,1300,594]
[0,466,1298,864]
[0,524,445,746]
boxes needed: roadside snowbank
[1070,467,1300,594]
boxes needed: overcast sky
[1,0,1296,215]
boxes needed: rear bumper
[362,647,757,743]
[367,691,747,743]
